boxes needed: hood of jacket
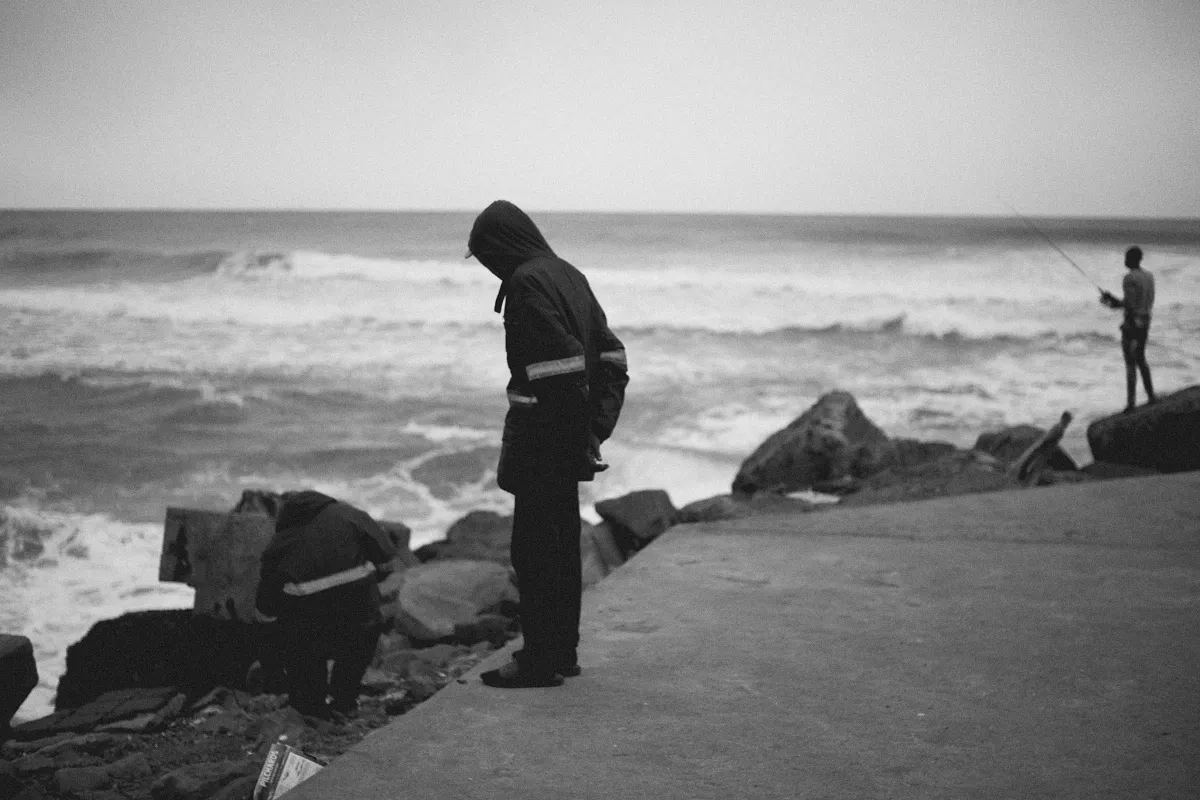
[275,489,337,532]
[467,201,555,311]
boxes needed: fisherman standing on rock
[1100,246,1157,413]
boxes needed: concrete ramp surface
[288,473,1200,800]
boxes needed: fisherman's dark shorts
[1120,320,1149,365]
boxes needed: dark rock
[105,751,153,781]
[12,687,178,741]
[974,425,1075,470]
[676,494,752,523]
[388,561,518,642]
[24,732,125,760]
[732,391,894,496]
[1,761,23,799]
[891,438,960,468]
[207,774,259,800]
[12,754,55,777]
[54,765,112,795]
[450,613,517,648]
[1,634,38,733]
[54,610,263,710]
[414,510,512,565]
[1081,460,1161,480]
[10,784,50,800]
[1087,385,1200,473]
[594,490,678,557]
[149,759,258,800]
[839,452,1014,507]
[809,476,861,495]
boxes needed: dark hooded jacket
[468,201,628,492]
[254,490,397,624]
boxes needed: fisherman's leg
[1121,330,1138,410]
[281,605,330,717]
[1135,329,1156,402]
[509,487,561,673]
[539,479,582,670]
[328,623,381,714]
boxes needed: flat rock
[53,765,111,795]
[676,494,752,524]
[414,510,512,565]
[1087,385,1200,473]
[390,560,519,642]
[10,687,178,741]
[149,759,258,800]
[594,490,678,557]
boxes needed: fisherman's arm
[591,317,628,445]
[504,277,590,436]
[254,544,287,622]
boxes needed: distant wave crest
[213,250,487,285]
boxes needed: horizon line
[4,206,1200,222]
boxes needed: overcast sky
[2,0,1199,216]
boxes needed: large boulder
[732,391,894,496]
[386,560,518,642]
[580,521,625,589]
[594,490,678,557]
[1,634,38,732]
[53,611,262,710]
[1087,385,1200,473]
[413,510,512,565]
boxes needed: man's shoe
[480,659,564,688]
[514,648,580,677]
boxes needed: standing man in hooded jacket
[467,200,628,688]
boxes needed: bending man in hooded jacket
[255,490,397,717]
[467,200,628,688]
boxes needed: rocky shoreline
[3,387,1196,800]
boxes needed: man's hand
[1100,290,1121,309]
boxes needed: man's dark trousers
[280,589,381,715]
[511,478,582,673]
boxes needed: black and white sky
[3,0,1198,215]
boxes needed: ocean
[3,209,1198,720]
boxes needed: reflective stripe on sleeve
[508,391,538,407]
[599,349,627,367]
[283,562,376,596]
[526,354,586,381]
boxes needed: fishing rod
[1006,205,1196,364]
[1005,204,1104,292]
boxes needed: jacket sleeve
[255,538,287,621]
[504,274,591,458]
[590,311,628,444]
[344,505,399,568]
